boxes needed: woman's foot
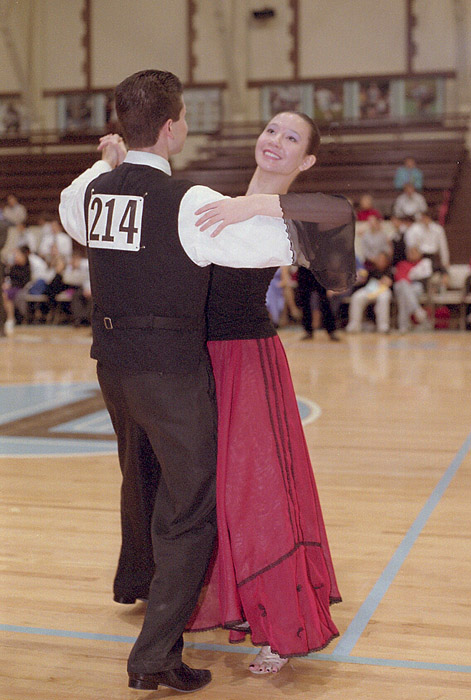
[249,646,289,674]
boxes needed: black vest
[84,164,211,373]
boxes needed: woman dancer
[186,112,355,672]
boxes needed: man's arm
[59,135,126,245]
[178,186,293,268]
[59,161,112,246]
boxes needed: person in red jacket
[393,246,432,333]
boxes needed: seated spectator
[42,251,91,323]
[37,216,72,264]
[266,266,301,328]
[70,267,92,326]
[356,194,383,222]
[14,250,53,322]
[393,246,432,334]
[346,252,393,334]
[2,245,31,334]
[394,157,424,191]
[3,194,27,226]
[265,268,285,327]
[393,183,427,220]
[11,222,38,255]
[389,215,415,267]
[405,209,450,275]
[37,211,55,238]
[357,215,393,268]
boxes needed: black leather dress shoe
[128,663,211,692]
[113,594,148,604]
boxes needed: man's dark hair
[115,70,183,148]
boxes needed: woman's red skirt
[186,336,341,657]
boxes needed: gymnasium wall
[0,1,466,104]
[0,0,467,171]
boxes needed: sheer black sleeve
[279,192,356,292]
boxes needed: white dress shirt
[393,191,427,219]
[405,221,450,269]
[38,231,73,263]
[59,151,293,269]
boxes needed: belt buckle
[104,317,113,330]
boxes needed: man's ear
[166,118,177,140]
[299,154,316,172]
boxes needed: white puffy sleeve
[178,185,294,268]
[59,160,112,246]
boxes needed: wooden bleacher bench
[24,290,75,324]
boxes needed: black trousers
[97,358,218,674]
[297,266,337,335]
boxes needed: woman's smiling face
[255,112,316,178]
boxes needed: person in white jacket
[405,210,450,273]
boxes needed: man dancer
[59,69,298,692]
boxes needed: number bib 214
[87,192,144,252]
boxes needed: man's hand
[97,133,127,169]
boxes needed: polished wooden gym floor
[1,325,470,699]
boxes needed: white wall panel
[299,0,407,77]
[42,0,85,89]
[247,0,293,81]
[0,0,30,92]
[414,0,455,72]
[92,0,188,87]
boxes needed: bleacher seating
[0,152,97,222]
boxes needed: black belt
[101,314,202,331]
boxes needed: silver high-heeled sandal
[249,646,289,674]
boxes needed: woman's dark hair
[115,69,183,148]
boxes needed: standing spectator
[394,157,424,191]
[2,245,31,334]
[405,210,450,273]
[297,266,340,341]
[37,217,73,264]
[393,183,427,219]
[3,194,27,226]
[346,252,393,333]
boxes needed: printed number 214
[89,197,139,245]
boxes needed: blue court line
[0,623,136,644]
[1,624,470,674]
[0,435,116,456]
[333,428,471,657]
